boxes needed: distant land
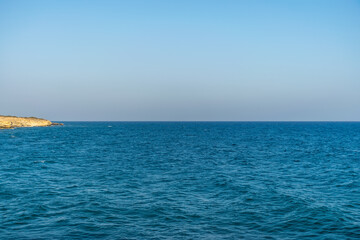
[0,115,63,129]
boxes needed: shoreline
[0,115,63,129]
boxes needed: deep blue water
[0,122,360,239]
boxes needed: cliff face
[0,116,54,129]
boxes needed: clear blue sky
[1,0,359,121]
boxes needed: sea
[0,122,359,239]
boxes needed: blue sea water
[0,122,359,239]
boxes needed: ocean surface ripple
[1,122,359,239]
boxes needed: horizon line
[53,120,360,123]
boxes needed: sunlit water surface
[1,122,359,239]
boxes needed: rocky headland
[0,115,63,129]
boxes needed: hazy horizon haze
[1,0,359,121]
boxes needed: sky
[0,0,359,121]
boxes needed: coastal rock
[51,122,64,126]
[0,115,62,129]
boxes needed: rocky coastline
[0,115,63,129]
